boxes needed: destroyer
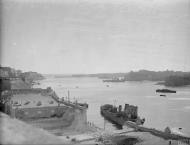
[100,104,145,127]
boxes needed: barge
[156,89,176,93]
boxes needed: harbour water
[34,76,190,136]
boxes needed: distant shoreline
[60,70,190,87]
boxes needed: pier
[124,121,190,143]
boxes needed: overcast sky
[1,0,190,74]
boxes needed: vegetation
[71,70,190,87]
[164,74,190,87]
[126,71,190,87]
[125,70,188,81]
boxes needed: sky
[1,0,190,74]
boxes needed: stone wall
[68,108,87,130]
[14,106,68,120]
[8,88,51,95]
[2,87,88,132]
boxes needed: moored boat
[100,104,145,127]
[156,89,176,93]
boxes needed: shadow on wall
[66,108,87,131]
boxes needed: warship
[102,77,125,82]
[100,104,145,127]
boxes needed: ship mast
[68,90,70,102]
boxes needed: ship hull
[100,105,145,127]
[101,107,125,126]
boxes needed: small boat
[160,94,166,97]
[103,79,125,82]
[100,104,145,127]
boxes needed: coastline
[1,67,190,144]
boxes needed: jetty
[124,121,190,143]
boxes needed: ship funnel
[124,104,129,111]
[119,105,122,112]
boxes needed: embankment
[0,112,71,145]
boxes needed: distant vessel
[156,89,176,93]
[103,77,125,82]
[100,104,145,127]
[160,94,166,97]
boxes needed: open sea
[34,76,190,136]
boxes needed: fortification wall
[19,107,88,131]
[2,87,54,98]
[14,106,69,120]
[9,88,50,95]
[6,101,87,131]
[68,108,87,130]
[2,87,88,132]
[26,107,75,130]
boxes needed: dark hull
[156,89,176,93]
[101,109,125,126]
[103,80,125,82]
[100,105,145,127]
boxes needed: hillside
[165,74,190,87]
[71,70,190,87]
[125,70,188,81]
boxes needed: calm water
[34,77,190,136]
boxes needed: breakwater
[125,121,190,143]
